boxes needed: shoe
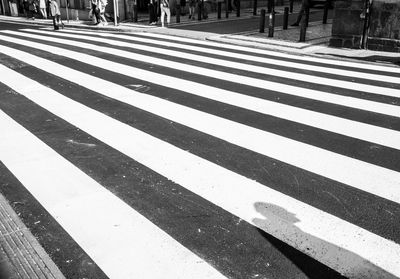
[291,22,299,26]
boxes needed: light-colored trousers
[160,5,170,26]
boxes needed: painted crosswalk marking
[0,28,399,279]
[0,44,399,204]
[1,33,400,149]
[51,28,400,83]
[1,63,400,279]
[2,32,400,121]
[3,30,400,100]
[0,109,226,279]
[130,31,400,74]
[18,29,400,88]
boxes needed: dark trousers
[294,2,309,24]
[91,3,100,23]
[149,3,156,23]
[52,14,61,29]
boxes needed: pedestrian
[149,0,157,25]
[229,0,235,12]
[49,0,63,30]
[22,0,29,18]
[187,0,195,19]
[27,0,36,19]
[91,0,101,25]
[98,0,108,25]
[202,0,208,19]
[159,0,170,27]
[290,0,309,26]
[39,0,47,18]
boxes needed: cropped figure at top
[160,0,170,27]
[49,0,63,30]
[39,0,47,18]
[91,0,101,24]
[291,0,309,26]
[187,0,195,19]
[149,0,158,25]
[27,0,36,19]
[99,0,108,25]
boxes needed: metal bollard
[299,10,307,42]
[133,4,138,22]
[268,9,275,37]
[148,3,152,23]
[236,0,240,17]
[198,1,202,20]
[283,6,288,29]
[253,0,257,15]
[259,8,265,33]
[323,0,330,24]
[289,0,293,13]
[225,0,229,18]
[176,4,180,23]
[217,1,222,19]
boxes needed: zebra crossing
[0,26,399,279]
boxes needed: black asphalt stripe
[3,32,400,108]
[28,29,400,90]
[1,56,399,245]
[0,165,109,279]
[0,77,346,279]
[1,46,399,173]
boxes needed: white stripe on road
[4,29,400,99]
[0,46,400,204]
[0,66,399,278]
[0,110,226,279]
[135,32,400,74]
[0,34,400,151]
[36,28,400,85]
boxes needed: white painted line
[34,28,400,85]
[1,33,400,152]
[4,29,400,99]
[1,66,399,279]
[0,109,226,279]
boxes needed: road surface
[0,21,399,279]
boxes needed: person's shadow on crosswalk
[252,202,397,279]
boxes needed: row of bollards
[259,0,331,42]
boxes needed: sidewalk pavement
[0,6,399,278]
[0,192,65,279]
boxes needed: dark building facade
[330,0,400,52]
